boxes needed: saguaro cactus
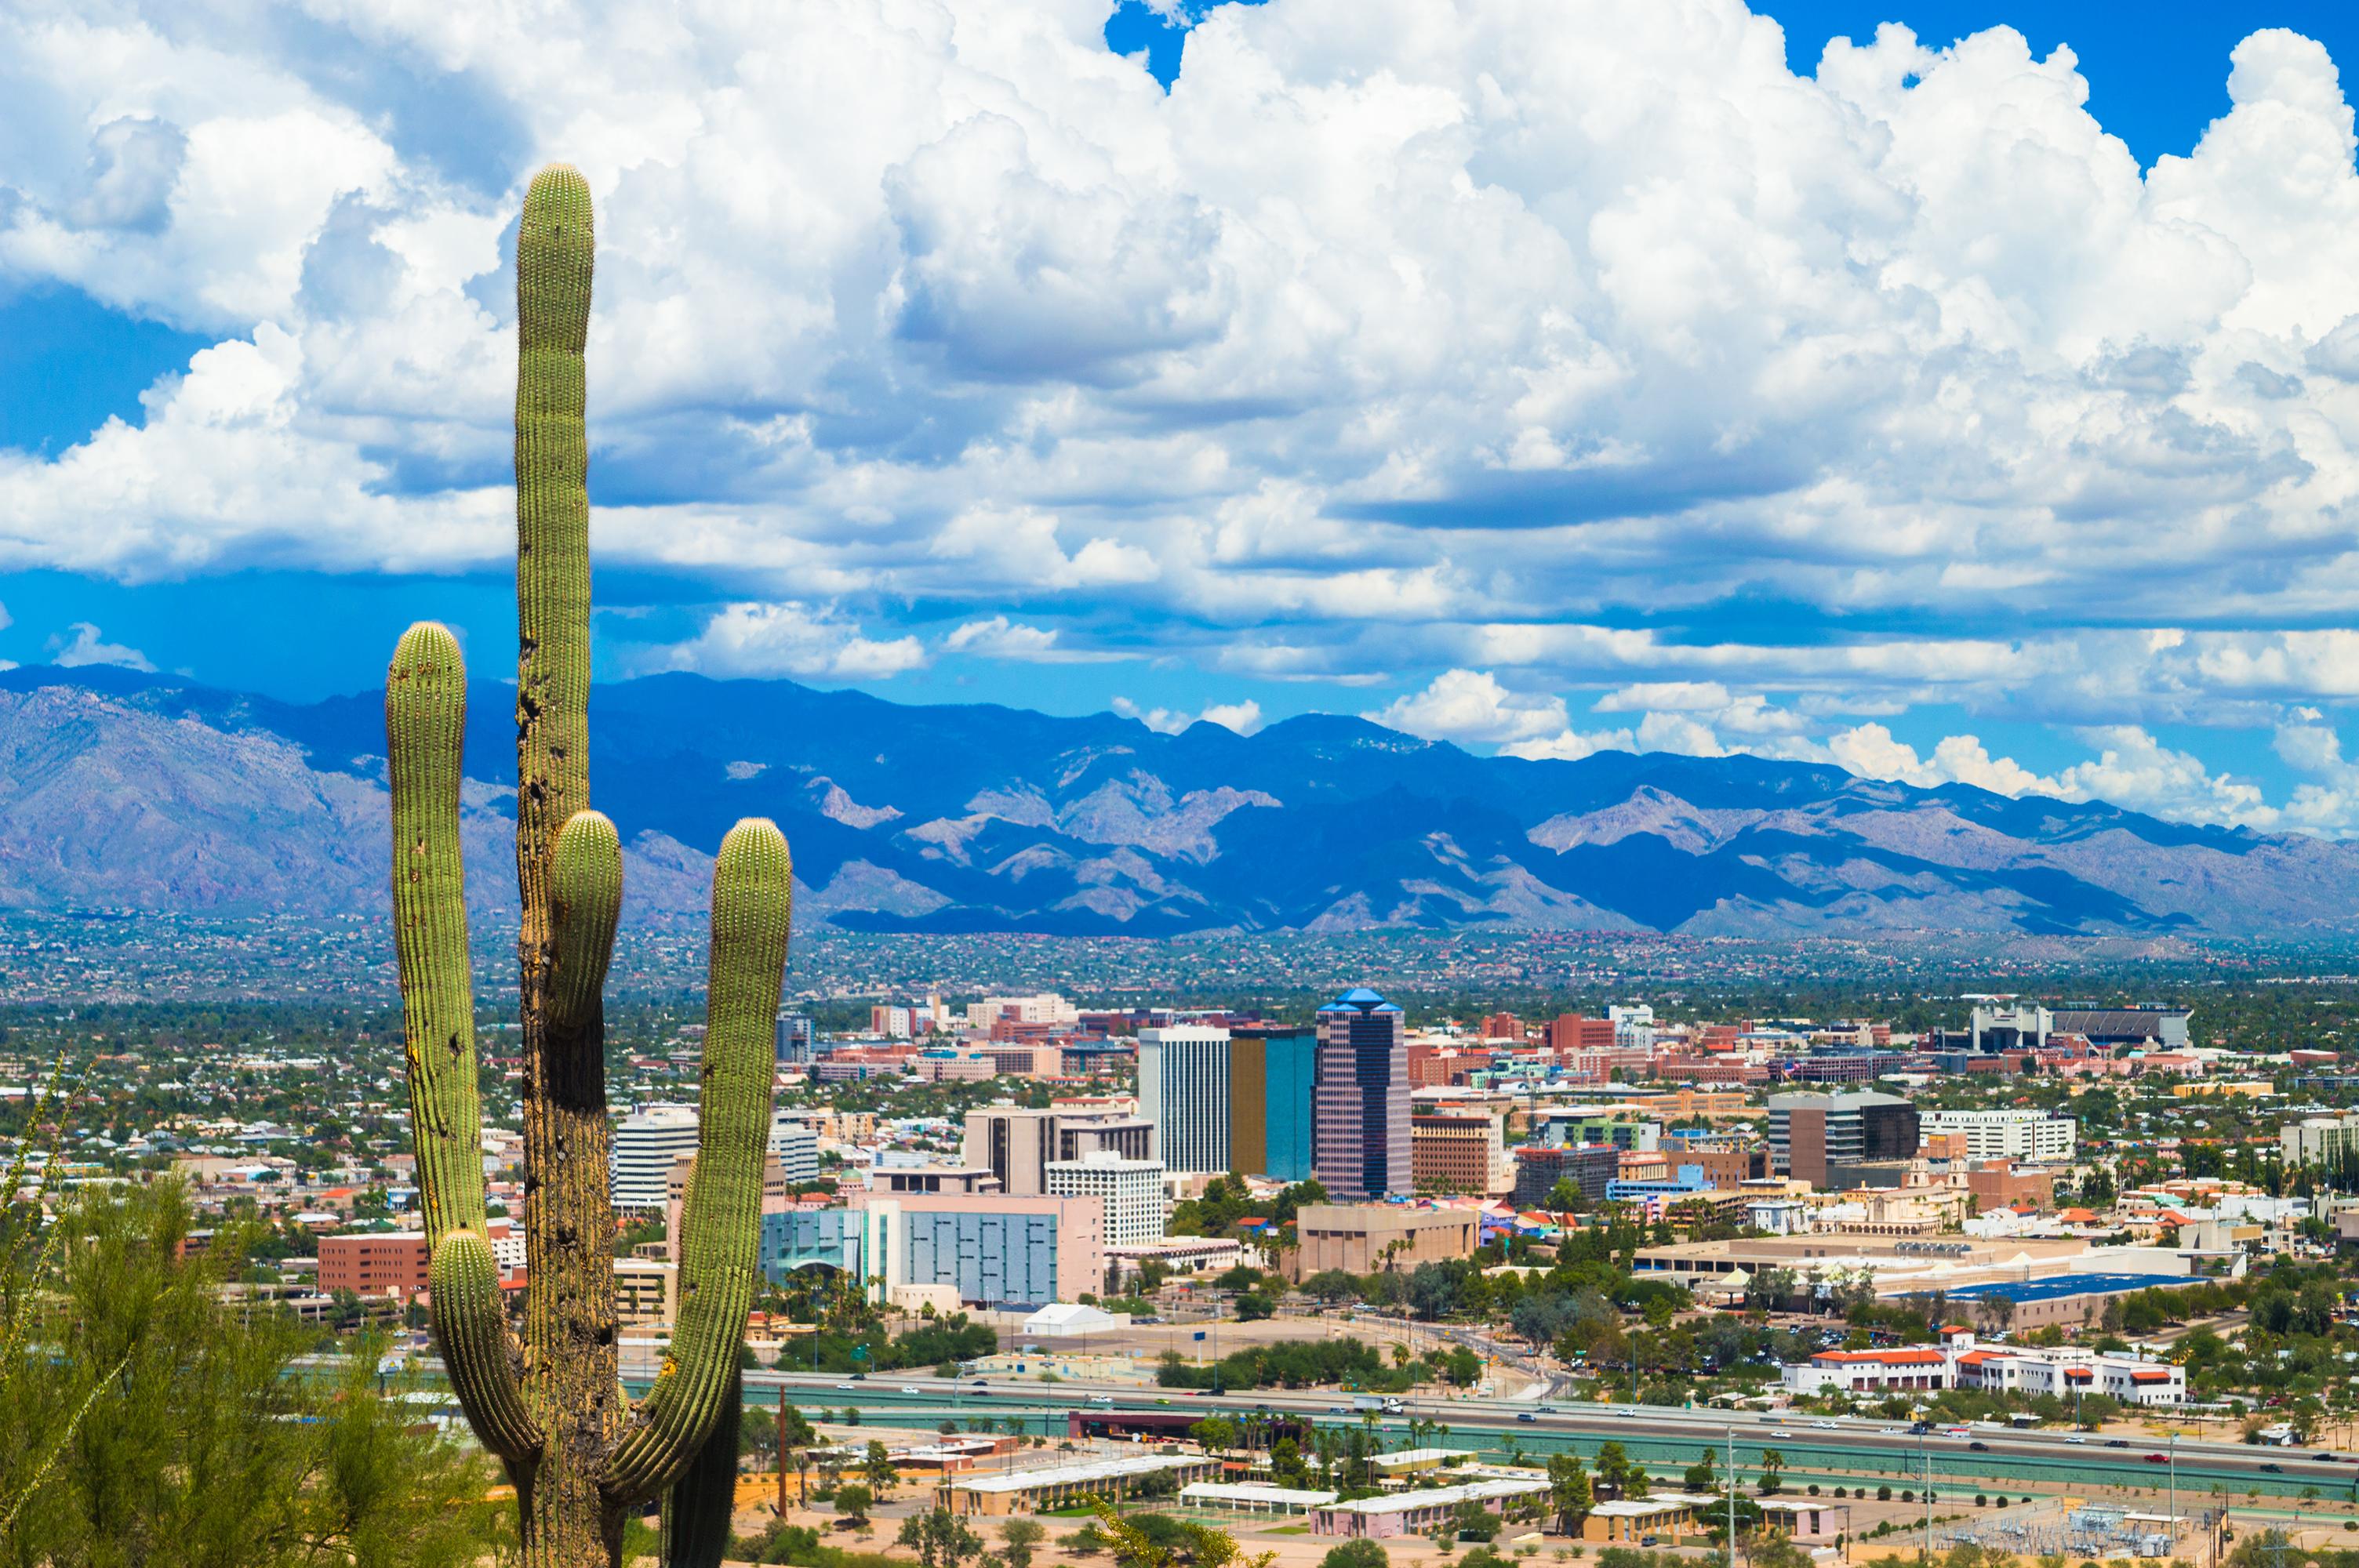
[388,165,791,1568]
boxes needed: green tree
[834,1483,874,1523]
[1684,1448,1719,1494]
[864,1438,899,1499]
[1594,1441,1632,1497]
[1321,1541,1390,1568]
[899,1507,989,1568]
[1191,1417,1241,1453]
[1451,1501,1503,1542]
[1757,1447,1785,1496]
[1548,1454,1594,1535]
[0,1181,504,1568]
[1001,1517,1049,1568]
[1304,1269,1362,1304]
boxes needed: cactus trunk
[387,162,789,1568]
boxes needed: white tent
[1020,1301,1125,1337]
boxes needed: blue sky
[5,0,2359,835]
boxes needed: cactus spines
[430,1227,540,1461]
[388,165,786,1568]
[550,811,622,1037]
[606,820,791,1501]
[387,622,486,1246]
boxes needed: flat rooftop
[948,1455,1201,1495]
[1318,1478,1550,1516]
[1944,1273,2190,1304]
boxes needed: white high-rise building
[1608,1004,1657,1050]
[612,1105,700,1210]
[769,1115,820,1184]
[1137,1025,1230,1175]
[1921,1109,2077,1163]
[1046,1151,1167,1249]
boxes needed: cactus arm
[431,1228,541,1461]
[605,819,790,1502]
[550,811,622,1037]
[387,622,486,1244]
[389,623,539,1459]
[657,1368,743,1568]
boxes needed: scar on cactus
[387,163,792,1568]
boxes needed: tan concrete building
[614,1257,677,1325]
[1288,1204,1478,1279]
[1410,1115,1509,1196]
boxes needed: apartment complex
[2283,1113,2359,1168]
[1921,1109,2077,1163]
[1045,1151,1166,1248]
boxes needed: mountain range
[3,663,2354,939]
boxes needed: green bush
[1321,1539,1390,1568]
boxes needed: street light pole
[1920,1433,1932,1559]
[2170,1432,2178,1538]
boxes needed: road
[651,1368,2359,1505]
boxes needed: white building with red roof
[1783,1326,2183,1404]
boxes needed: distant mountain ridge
[2,662,2353,938]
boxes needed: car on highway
[2144,1454,2169,1465]
[1772,1428,1794,1438]
[1518,1412,1536,1423]
[1088,1396,1114,1406]
[1812,1421,1837,1430]
[1329,1406,1347,1414]
[2317,1454,2340,1463]
[1882,1427,1903,1435]
[2065,1436,2086,1445]
[2106,1439,2129,1449]
[1968,1442,1990,1452]
[2260,1463,2284,1473]
[901,1385,921,1394]
[834,1383,856,1391]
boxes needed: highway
[630,1368,2359,1505]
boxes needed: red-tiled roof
[1814,1348,1947,1366]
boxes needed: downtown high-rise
[1313,987,1409,1200]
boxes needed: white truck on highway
[1353,1396,1405,1414]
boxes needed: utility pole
[1725,1425,1736,1568]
